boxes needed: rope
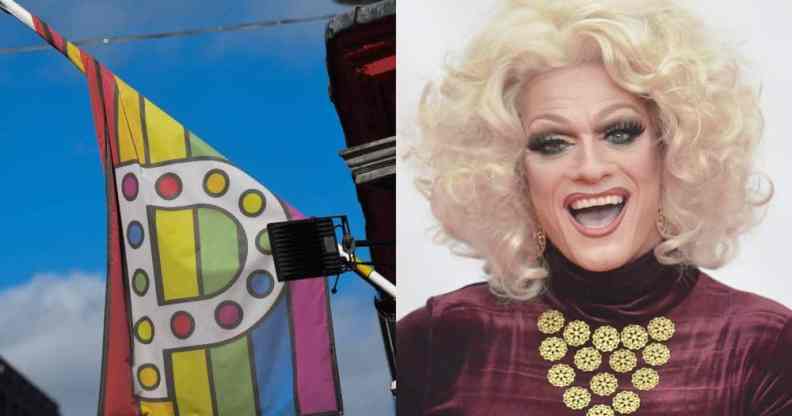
[0,14,335,54]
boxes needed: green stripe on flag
[210,336,257,416]
[189,132,225,159]
[198,207,242,296]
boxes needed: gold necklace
[537,309,675,415]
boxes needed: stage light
[267,217,347,281]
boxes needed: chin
[567,244,632,272]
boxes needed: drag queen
[398,0,792,415]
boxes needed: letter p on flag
[0,2,344,415]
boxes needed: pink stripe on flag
[283,204,340,414]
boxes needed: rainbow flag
[6,7,343,416]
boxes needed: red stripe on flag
[32,13,135,414]
[82,57,109,168]
[31,17,65,54]
[98,156,137,416]
[31,16,47,41]
[88,59,136,416]
[99,65,121,166]
[47,25,67,54]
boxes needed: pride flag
[1,4,343,416]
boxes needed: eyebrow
[524,102,645,131]
[595,102,644,121]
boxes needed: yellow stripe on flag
[65,42,84,73]
[144,99,187,163]
[155,209,199,301]
[116,77,147,164]
[140,400,175,416]
[172,350,215,416]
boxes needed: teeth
[570,195,624,210]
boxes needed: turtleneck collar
[541,241,700,324]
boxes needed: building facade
[326,0,396,390]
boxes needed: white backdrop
[397,1,792,319]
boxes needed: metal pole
[337,244,397,395]
[337,244,396,298]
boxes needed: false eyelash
[604,120,645,136]
[526,136,550,152]
[527,135,565,152]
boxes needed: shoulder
[398,281,547,353]
[696,272,792,359]
[398,282,530,333]
[397,282,508,414]
[696,271,792,326]
[699,274,792,412]
[398,282,492,336]
[398,281,492,328]
[423,281,502,314]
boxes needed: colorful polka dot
[256,229,271,254]
[247,271,275,298]
[203,169,229,197]
[239,190,265,217]
[122,173,138,201]
[156,173,182,200]
[132,269,149,296]
[127,221,144,248]
[135,317,154,344]
[215,300,243,329]
[171,311,195,339]
[137,364,160,390]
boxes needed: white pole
[365,268,396,299]
[0,0,35,32]
[338,244,396,298]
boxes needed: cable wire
[0,13,336,54]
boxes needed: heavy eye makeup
[526,119,646,155]
[526,132,573,155]
[603,119,645,145]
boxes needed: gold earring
[535,228,546,258]
[656,207,670,238]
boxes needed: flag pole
[0,0,36,32]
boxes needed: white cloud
[0,272,104,416]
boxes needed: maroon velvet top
[398,245,792,415]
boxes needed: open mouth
[564,191,629,236]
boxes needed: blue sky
[0,1,393,415]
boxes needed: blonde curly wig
[416,0,772,300]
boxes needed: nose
[572,138,611,183]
